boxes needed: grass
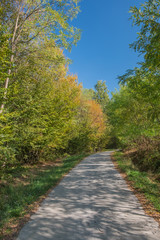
[0,153,88,239]
[113,151,160,212]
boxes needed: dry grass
[111,152,160,227]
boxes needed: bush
[125,136,160,172]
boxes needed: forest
[0,0,160,237]
[0,0,110,175]
[0,0,159,176]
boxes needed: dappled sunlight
[17,152,160,240]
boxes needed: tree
[67,96,108,153]
[94,80,109,112]
[108,85,153,146]
[0,4,11,105]
[0,33,83,167]
[82,88,95,100]
[106,0,160,170]
[0,0,81,113]
[118,0,160,134]
[129,0,160,70]
[86,99,108,150]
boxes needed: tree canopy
[0,0,159,176]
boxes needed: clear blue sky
[66,0,144,94]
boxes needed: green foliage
[94,80,109,112]
[119,68,160,127]
[113,151,160,211]
[0,24,11,105]
[0,0,81,114]
[118,1,160,129]
[110,0,160,171]
[82,88,95,100]
[0,153,87,237]
[129,0,160,69]
[0,26,10,80]
[67,98,108,153]
[81,82,111,150]
[108,85,158,145]
[0,1,87,171]
[1,0,81,50]
[0,33,80,166]
[126,136,160,172]
[0,32,108,172]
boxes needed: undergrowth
[113,151,160,212]
[0,153,87,239]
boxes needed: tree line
[107,0,160,172]
[0,0,159,176]
[0,0,109,176]
[83,0,160,173]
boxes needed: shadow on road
[17,152,160,240]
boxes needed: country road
[17,152,160,240]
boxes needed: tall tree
[118,0,160,126]
[0,0,81,113]
[129,0,160,70]
[82,88,95,100]
[0,38,82,165]
[94,80,109,112]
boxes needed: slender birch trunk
[0,5,21,114]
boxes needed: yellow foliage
[86,99,106,138]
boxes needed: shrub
[125,136,160,172]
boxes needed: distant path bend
[17,152,160,240]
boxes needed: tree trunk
[0,5,21,114]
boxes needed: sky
[66,0,144,94]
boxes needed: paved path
[17,152,160,240]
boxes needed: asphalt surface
[17,152,160,240]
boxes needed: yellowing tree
[86,100,107,150]
[67,96,107,153]
[0,0,81,113]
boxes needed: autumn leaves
[0,1,108,171]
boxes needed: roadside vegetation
[113,151,160,224]
[0,2,110,238]
[0,153,88,239]
[0,0,109,175]
[108,1,160,218]
[107,0,160,175]
[0,0,160,239]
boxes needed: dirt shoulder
[111,152,160,227]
